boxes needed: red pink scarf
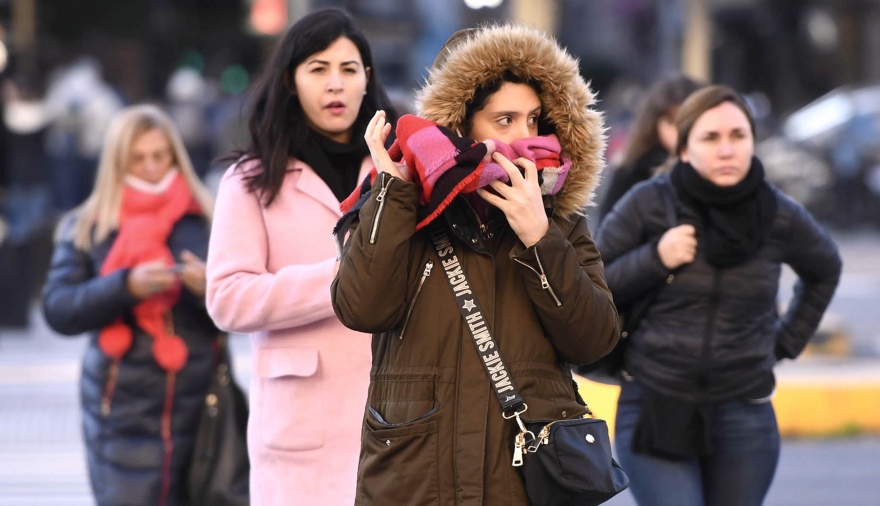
[340,114,571,230]
[98,172,201,372]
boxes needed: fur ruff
[415,24,607,218]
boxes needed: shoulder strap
[658,178,677,227]
[429,224,525,415]
[618,179,678,336]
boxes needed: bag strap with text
[430,224,538,466]
[429,224,525,414]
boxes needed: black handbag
[521,417,630,506]
[577,180,678,385]
[430,225,629,506]
[188,334,250,506]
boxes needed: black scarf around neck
[295,130,369,203]
[670,157,777,268]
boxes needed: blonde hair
[67,104,214,250]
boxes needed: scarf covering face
[670,157,777,268]
[339,114,571,231]
[98,172,202,372]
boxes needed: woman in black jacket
[42,105,221,506]
[598,74,704,220]
[596,85,841,506]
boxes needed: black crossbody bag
[429,225,629,506]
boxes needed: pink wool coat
[206,158,372,506]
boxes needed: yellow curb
[774,381,880,436]
[575,377,621,439]
[575,375,880,439]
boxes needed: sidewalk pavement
[4,320,878,505]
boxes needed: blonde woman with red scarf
[42,105,222,506]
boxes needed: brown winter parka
[331,25,619,505]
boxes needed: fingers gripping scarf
[339,114,571,231]
[98,173,201,372]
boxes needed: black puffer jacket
[42,214,219,506]
[596,175,841,403]
[598,146,668,220]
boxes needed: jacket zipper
[101,360,120,418]
[399,260,434,339]
[158,314,177,506]
[369,172,394,244]
[158,372,176,506]
[699,270,723,388]
[513,247,562,306]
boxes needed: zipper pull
[423,261,434,277]
[512,432,525,467]
[539,274,550,290]
[376,173,391,202]
[539,425,551,445]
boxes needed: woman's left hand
[477,152,549,247]
[177,250,207,299]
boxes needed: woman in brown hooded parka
[332,24,619,505]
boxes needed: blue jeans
[615,380,780,506]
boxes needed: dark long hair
[620,74,704,168]
[234,7,397,206]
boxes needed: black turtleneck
[294,130,370,203]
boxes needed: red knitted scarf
[98,173,201,372]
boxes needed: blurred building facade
[2,0,879,120]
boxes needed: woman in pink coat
[205,8,397,505]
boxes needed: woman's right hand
[657,224,697,270]
[365,110,411,182]
[127,260,178,299]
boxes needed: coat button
[562,411,567,417]
[385,440,391,446]
[666,274,675,284]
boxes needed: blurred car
[773,85,880,225]
[756,135,833,218]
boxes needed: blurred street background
[2,0,880,504]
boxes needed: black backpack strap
[658,177,678,228]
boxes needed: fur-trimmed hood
[415,24,606,218]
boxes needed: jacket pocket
[255,347,325,451]
[368,373,437,425]
[513,247,563,306]
[359,412,439,505]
